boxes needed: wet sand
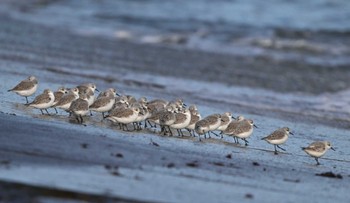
[0,11,350,203]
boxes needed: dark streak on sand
[0,180,144,203]
[316,172,343,179]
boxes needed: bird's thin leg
[102,112,105,118]
[160,125,165,135]
[274,145,278,155]
[167,126,173,136]
[180,129,184,137]
[243,138,249,146]
[177,129,181,137]
[187,129,193,137]
[277,145,286,151]
[25,96,29,104]
[192,130,196,137]
[315,158,320,165]
[125,124,129,131]
[236,138,241,145]
[40,109,44,115]
[211,131,220,137]
[79,115,84,124]
[45,109,50,115]
[147,120,153,128]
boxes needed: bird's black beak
[231,116,236,119]
[331,147,335,151]
[183,103,187,107]
[95,89,100,92]
[290,132,294,135]
[253,124,258,128]
[116,93,121,96]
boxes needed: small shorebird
[217,112,234,132]
[231,118,256,146]
[302,141,335,165]
[8,76,38,103]
[54,88,80,112]
[195,119,210,141]
[52,87,67,114]
[27,89,55,115]
[133,102,150,130]
[147,99,168,114]
[106,107,141,131]
[90,89,116,117]
[68,94,89,124]
[77,83,98,111]
[261,127,293,155]
[186,105,201,136]
[222,116,245,139]
[170,108,191,137]
[159,105,176,135]
[77,83,98,95]
[96,88,119,99]
[203,114,222,138]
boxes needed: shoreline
[0,10,349,203]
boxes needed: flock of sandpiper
[7,75,336,165]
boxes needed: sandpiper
[222,116,244,141]
[77,83,98,94]
[96,88,119,99]
[186,105,201,136]
[77,83,98,109]
[217,112,234,132]
[147,99,168,114]
[159,105,176,135]
[68,94,89,124]
[52,87,67,114]
[106,107,140,131]
[261,127,293,155]
[90,90,116,117]
[133,102,150,130]
[126,95,137,105]
[231,118,256,146]
[203,114,222,138]
[170,108,191,137]
[302,141,335,165]
[195,119,210,141]
[8,76,38,103]
[54,88,80,112]
[27,89,55,115]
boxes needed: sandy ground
[0,12,350,203]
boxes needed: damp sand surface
[0,5,350,203]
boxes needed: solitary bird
[8,76,38,103]
[302,141,335,165]
[261,127,293,155]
